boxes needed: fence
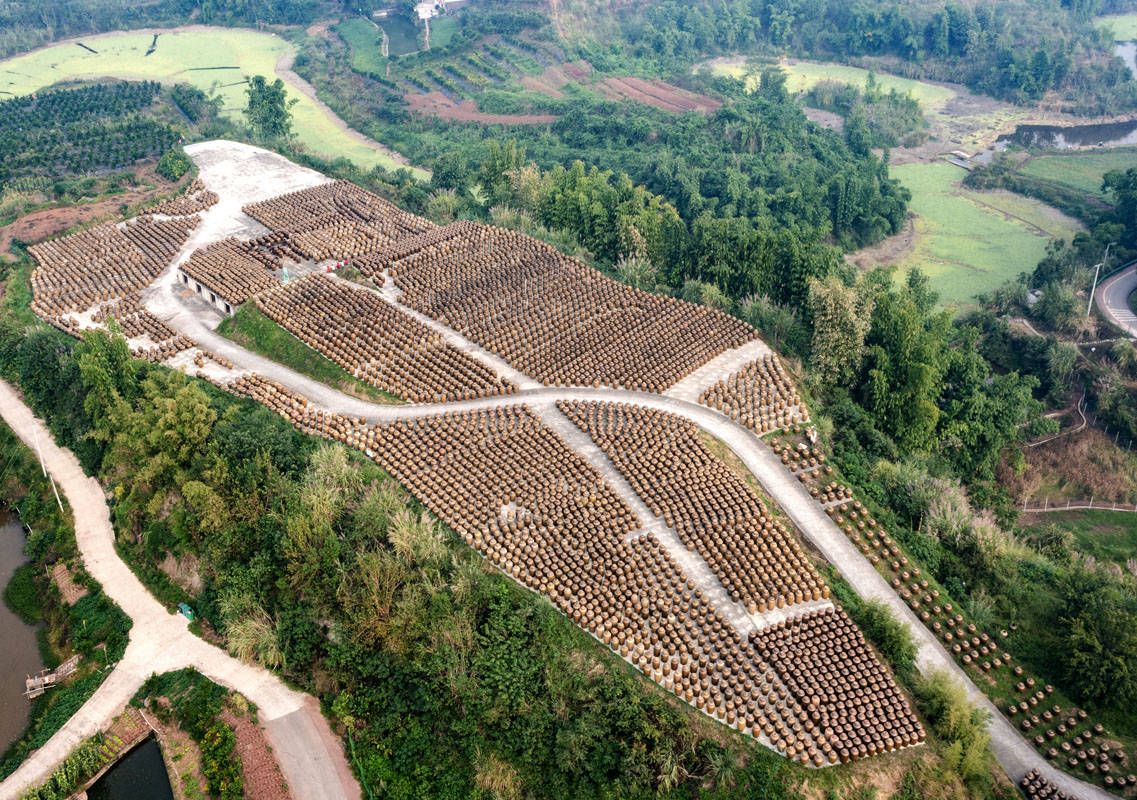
[1022,497,1137,514]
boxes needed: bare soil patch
[846,215,917,270]
[51,562,88,605]
[596,77,722,113]
[405,92,557,124]
[802,106,844,132]
[0,168,175,261]
[521,61,594,98]
[220,708,294,800]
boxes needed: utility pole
[1086,241,1117,317]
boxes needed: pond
[0,512,43,755]
[378,13,421,56]
[993,118,1137,150]
[87,738,174,800]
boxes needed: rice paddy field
[712,60,956,109]
[890,162,1082,306]
[1097,13,1137,41]
[0,28,412,174]
[336,18,387,76]
[1019,148,1137,197]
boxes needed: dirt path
[0,380,360,800]
[275,50,416,170]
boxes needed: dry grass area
[1002,427,1137,505]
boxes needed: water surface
[0,512,43,755]
[87,738,174,800]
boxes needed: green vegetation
[911,671,993,782]
[623,0,1136,113]
[336,18,387,76]
[0,29,416,175]
[216,304,403,405]
[430,16,460,49]
[1097,12,1137,41]
[1019,149,1137,198]
[891,163,1072,306]
[134,670,244,800]
[3,563,42,623]
[720,61,956,109]
[155,146,191,181]
[244,75,298,141]
[1020,510,1137,568]
[18,732,123,800]
[0,82,179,191]
[803,72,928,148]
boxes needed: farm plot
[1019,148,1137,198]
[359,220,758,390]
[0,28,409,173]
[335,17,387,76]
[595,77,722,113]
[890,162,1072,306]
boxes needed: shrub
[156,147,191,181]
[855,599,917,678]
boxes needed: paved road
[0,381,361,800]
[1096,264,1137,338]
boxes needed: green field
[336,18,387,76]
[1019,148,1137,198]
[713,60,956,109]
[1097,13,1137,41]
[430,16,460,49]
[1020,508,1137,567]
[0,29,421,177]
[891,162,1081,306]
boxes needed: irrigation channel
[0,513,43,756]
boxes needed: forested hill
[596,0,1137,115]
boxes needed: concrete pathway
[0,381,361,800]
[1096,264,1137,339]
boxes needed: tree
[808,276,874,387]
[244,75,297,140]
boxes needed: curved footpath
[0,381,361,800]
[1096,264,1137,339]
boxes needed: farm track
[0,380,361,800]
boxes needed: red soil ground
[521,60,593,98]
[405,92,557,124]
[595,77,722,113]
[220,708,295,800]
[0,166,179,261]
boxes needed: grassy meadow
[1019,148,1137,197]
[713,60,956,108]
[0,29,414,175]
[1019,508,1137,568]
[891,162,1081,306]
[336,18,387,76]
[1097,13,1137,41]
[430,16,460,49]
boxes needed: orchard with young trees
[0,82,180,190]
